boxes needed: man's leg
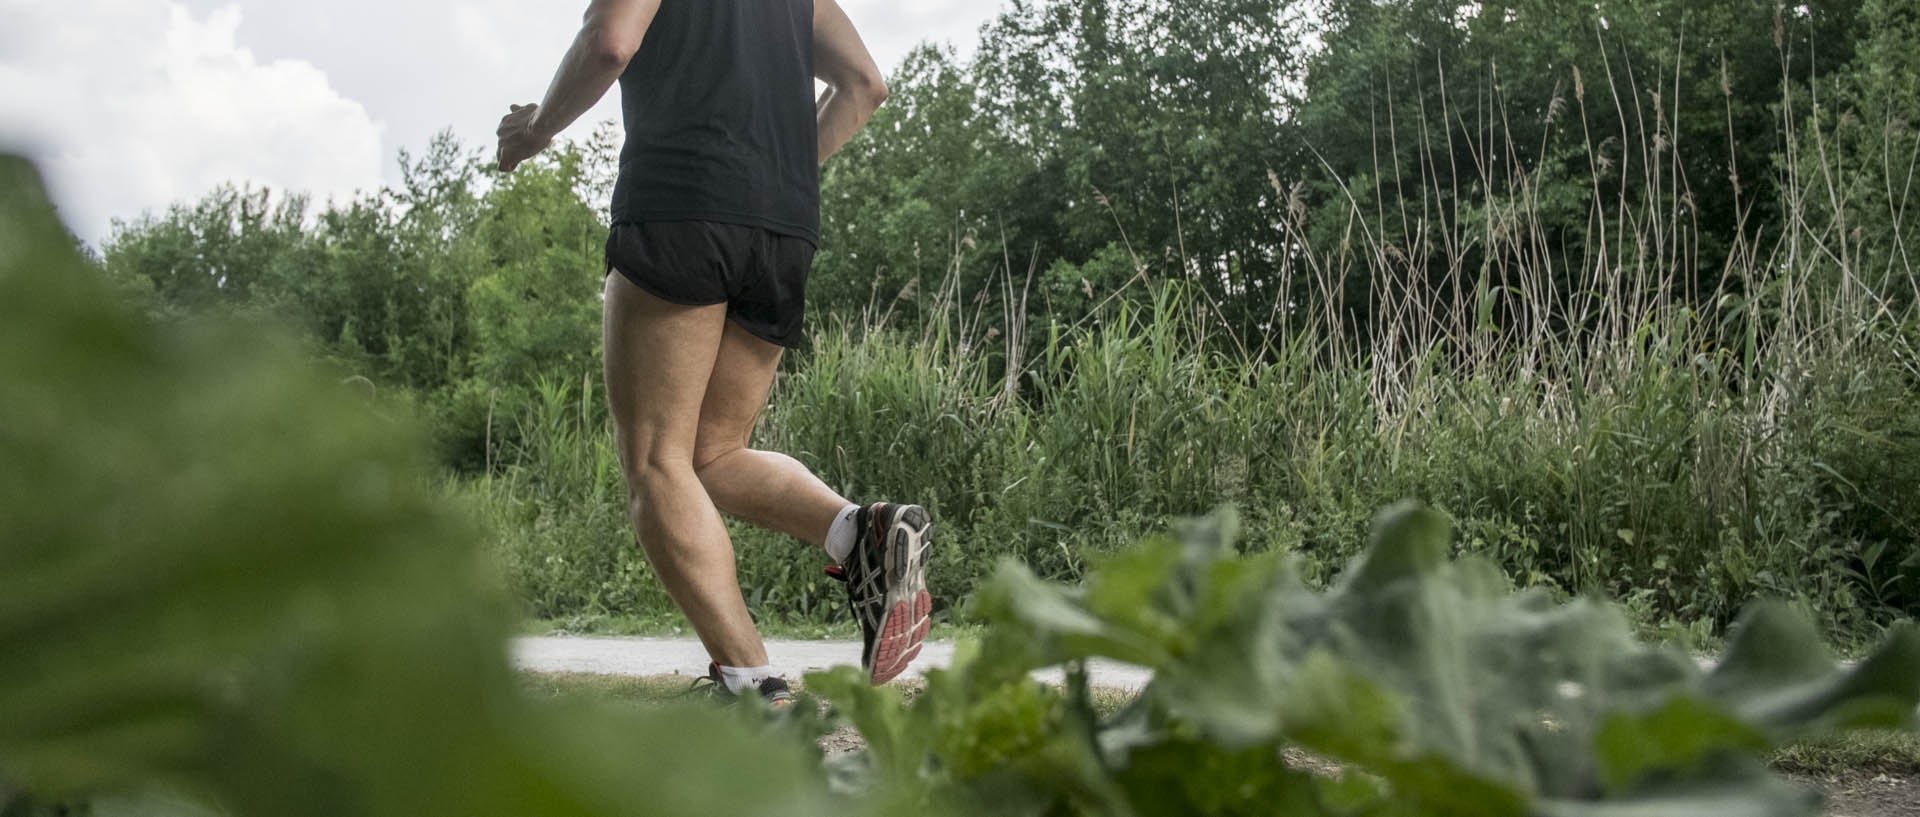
[692,320,851,550]
[691,318,933,685]
[603,272,768,669]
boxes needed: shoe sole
[867,504,933,685]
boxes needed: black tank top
[609,0,819,245]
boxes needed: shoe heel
[890,505,931,585]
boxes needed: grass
[518,671,700,706]
[1772,731,1920,776]
[520,671,1136,716]
[484,273,1917,647]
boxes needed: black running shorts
[604,220,813,349]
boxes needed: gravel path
[511,635,1154,690]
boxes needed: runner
[494,0,932,705]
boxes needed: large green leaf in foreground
[0,155,834,816]
[813,507,1920,816]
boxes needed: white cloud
[160,0,1005,170]
[0,0,1007,240]
[842,0,1005,66]
[0,0,386,243]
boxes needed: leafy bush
[809,505,1920,816]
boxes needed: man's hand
[498,0,658,175]
[496,104,551,173]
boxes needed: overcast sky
[0,0,1008,243]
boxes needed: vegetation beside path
[6,163,1916,813]
[95,0,1920,646]
[522,672,1920,817]
[521,670,1920,778]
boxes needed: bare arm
[813,0,888,166]
[497,0,661,173]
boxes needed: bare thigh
[602,275,727,471]
[692,320,784,465]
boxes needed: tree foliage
[97,133,611,471]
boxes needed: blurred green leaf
[814,502,1920,815]
[0,154,835,817]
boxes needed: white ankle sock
[824,503,861,564]
[717,664,774,695]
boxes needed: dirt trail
[1792,773,1920,817]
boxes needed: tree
[101,184,310,321]
[1789,0,1919,305]
[456,140,612,469]
[812,0,1311,341]
[1288,0,1868,351]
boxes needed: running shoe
[824,503,933,684]
[688,662,796,707]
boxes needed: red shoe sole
[870,589,933,684]
[862,503,932,685]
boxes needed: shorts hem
[608,266,802,348]
[606,263,728,308]
[732,315,805,350]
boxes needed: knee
[623,454,694,511]
[690,443,745,488]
